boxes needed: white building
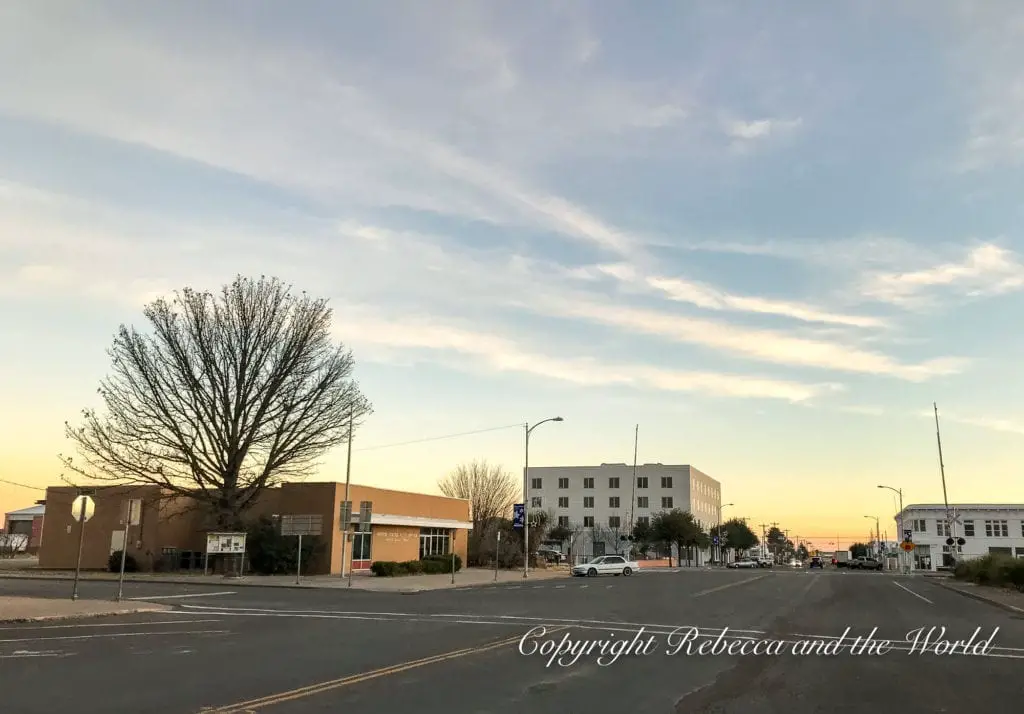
[526,463,721,563]
[895,504,1024,571]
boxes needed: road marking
[0,652,69,659]
[554,585,565,589]
[0,618,219,631]
[0,629,229,643]
[127,591,236,600]
[202,629,565,712]
[892,580,933,604]
[691,574,769,597]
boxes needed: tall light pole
[878,484,907,573]
[716,502,734,565]
[523,416,563,579]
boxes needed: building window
[583,478,594,489]
[531,497,542,508]
[558,497,569,508]
[609,497,620,508]
[419,528,450,558]
[936,520,950,537]
[583,516,595,528]
[1021,522,1024,537]
[985,520,1009,537]
[530,477,542,490]
[558,478,569,489]
[963,520,975,537]
[637,477,648,489]
[353,532,372,561]
[912,519,926,532]
[583,496,594,508]
[636,516,650,527]
[662,497,673,508]
[609,477,620,489]
[637,496,649,509]
[558,516,569,527]
[661,477,673,488]
[609,516,621,528]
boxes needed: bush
[108,551,138,573]
[370,553,463,577]
[954,554,1024,591]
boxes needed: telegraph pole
[770,522,779,563]
[934,402,958,565]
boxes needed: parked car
[809,556,823,569]
[571,555,638,577]
[757,557,774,568]
[849,556,883,571]
[788,559,802,567]
[727,558,760,569]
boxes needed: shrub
[108,551,138,573]
[954,554,1024,591]
[369,554,463,577]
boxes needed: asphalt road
[1,569,1022,713]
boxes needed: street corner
[932,580,1024,615]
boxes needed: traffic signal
[946,537,954,546]
[956,537,965,546]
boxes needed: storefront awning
[366,513,472,530]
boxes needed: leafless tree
[438,460,517,532]
[61,276,372,528]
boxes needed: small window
[558,516,569,527]
[583,478,594,489]
[636,516,650,527]
[583,496,594,508]
[608,477,620,489]
[558,478,569,489]
[963,520,975,537]
[531,497,542,508]
[912,519,926,532]
[530,477,542,490]
[609,496,620,508]
[583,516,595,527]
[637,477,648,489]
[661,477,673,488]
[608,516,621,528]
[662,497,673,508]
[637,496,649,509]
[558,497,569,508]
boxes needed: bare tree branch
[61,275,372,528]
[438,460,517,531]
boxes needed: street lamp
[864,515,880,559]
[523,417,563,579]
[716,503,734,565]
[878,484,908,573]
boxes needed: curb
[933,580,1024,615]
[0,605,170,624]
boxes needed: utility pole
[629,425,638,535]
[342,406,354,579]
[934,402,958,566]
[759,523,768,559]
[770,522,779,563]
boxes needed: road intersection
[1,569,1021,713]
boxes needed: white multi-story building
[896,504,1024,571]
[526,463,721,562]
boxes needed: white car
[727,558,759,569]
[572,555,638,577]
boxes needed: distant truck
[833,551,852,568]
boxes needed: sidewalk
[0,566,570,593]
[935,579,1024,614]
[0,596,171,623]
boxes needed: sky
[2,1,1024,545]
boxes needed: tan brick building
[39,482,470,575]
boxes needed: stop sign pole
[70,492,95,601]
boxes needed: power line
[355,423,523,452]
[0,477,45,491]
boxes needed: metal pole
[71,498,87,601]
[451,530,456,584]
[523,422,530,580]
[116,510,130,602]
[342,407,353,578]
[296,533,303,585]
[495,530,500,581]
[347,531,354,588]
[934,402,956,567]
[629,424,638,536]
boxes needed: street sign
[121,499,142,526]
[901,541,915,552]
[70,494,95,523]
[712,535,720,545]
[339,501,353,531]
[358,501,373,533]
[206,532,246,554]
[512,503,525,530]
[280,514,323,536]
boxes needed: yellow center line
[202,627,565,712]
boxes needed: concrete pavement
[0,596,170,622]
[1,569,1022,713]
